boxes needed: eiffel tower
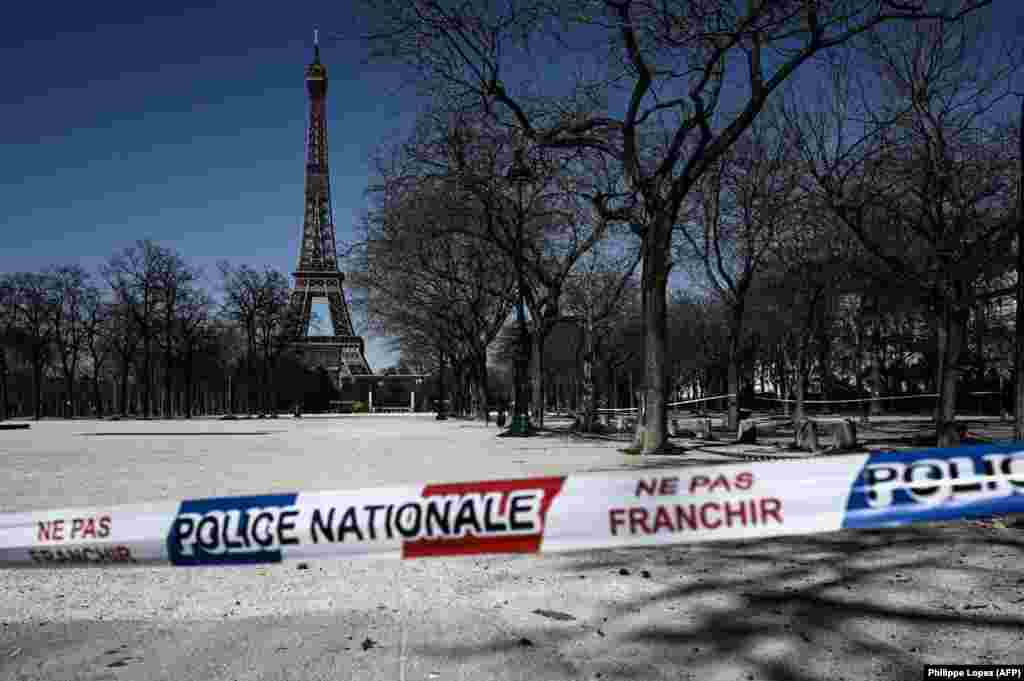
[289,32,372,385]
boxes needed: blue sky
[0,2,418,368]
[2,2,1023,370]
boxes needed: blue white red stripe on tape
[3,443,1024,569]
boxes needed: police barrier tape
[596,394,737,413]
[758,393,939,405]
[3,443,1024,569]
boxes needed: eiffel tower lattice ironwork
[289,34,371,381]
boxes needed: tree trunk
[1015,96,1024,440]
[817,327,832,404]
[794,345,808,425]
[870,323,884,416]
[436,346,447,419]
[247,357,257,416]
[451,363,462,415]
[119,360,129,416]
[476,357,490,422]
[608,362,617,410]
[141,335,152,418]
[32,355,44,421]
[855,321,865,397]
[780,343,791,418]
[460,364,470,416]
[581,313,596,432]
[266,350,274,413]
[63,372,75,419]
[727,303,744,430]
[631,260,646,450]
[936,303,967,447]
[269,359,279,418]
[163,344,173,418]
[1017,295,1024,439]
[184,352,195,419]
[0,348,9,421]
[641,223,671,454]
[531,327,544,429]
[92,374,103,418]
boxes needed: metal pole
[503,147,533,436]
[513,178,531,435]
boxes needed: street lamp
[506,147,533,436]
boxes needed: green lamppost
[506,148,533,436]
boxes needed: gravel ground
[2,415,1023,681]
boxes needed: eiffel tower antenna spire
[313,26,320,62]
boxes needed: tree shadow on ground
[414,524,1024,680]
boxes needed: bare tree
[1015,96,1024,440]
[666,291,730,405]
[49,265,92,418]
[678,115,802,429]
[788,14,1019,445]
[755,200,859,422]
[562,246,641,431]
[175,286,214,419]
[104,240,181,418]
[8,272,57,420]
[105,295,140,417]
[81,287,113,418]
[218,264,260,413]
[358,176,516,421]
[203,319,246,415]
[219,264,299,416]
[371,110,619,428]
[0,275,17,420]
[358,0,991,452]
[155,253,201,417]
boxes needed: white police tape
[3,443,1024,569]
[667,394,738,408]
[597,394,737,414]
[758,393,939,405]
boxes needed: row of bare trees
[356,110,641,427]
[0,241,330,420]
[492,272,1013,429]
[351,1,1019,448]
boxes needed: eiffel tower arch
[289,35,372,391]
